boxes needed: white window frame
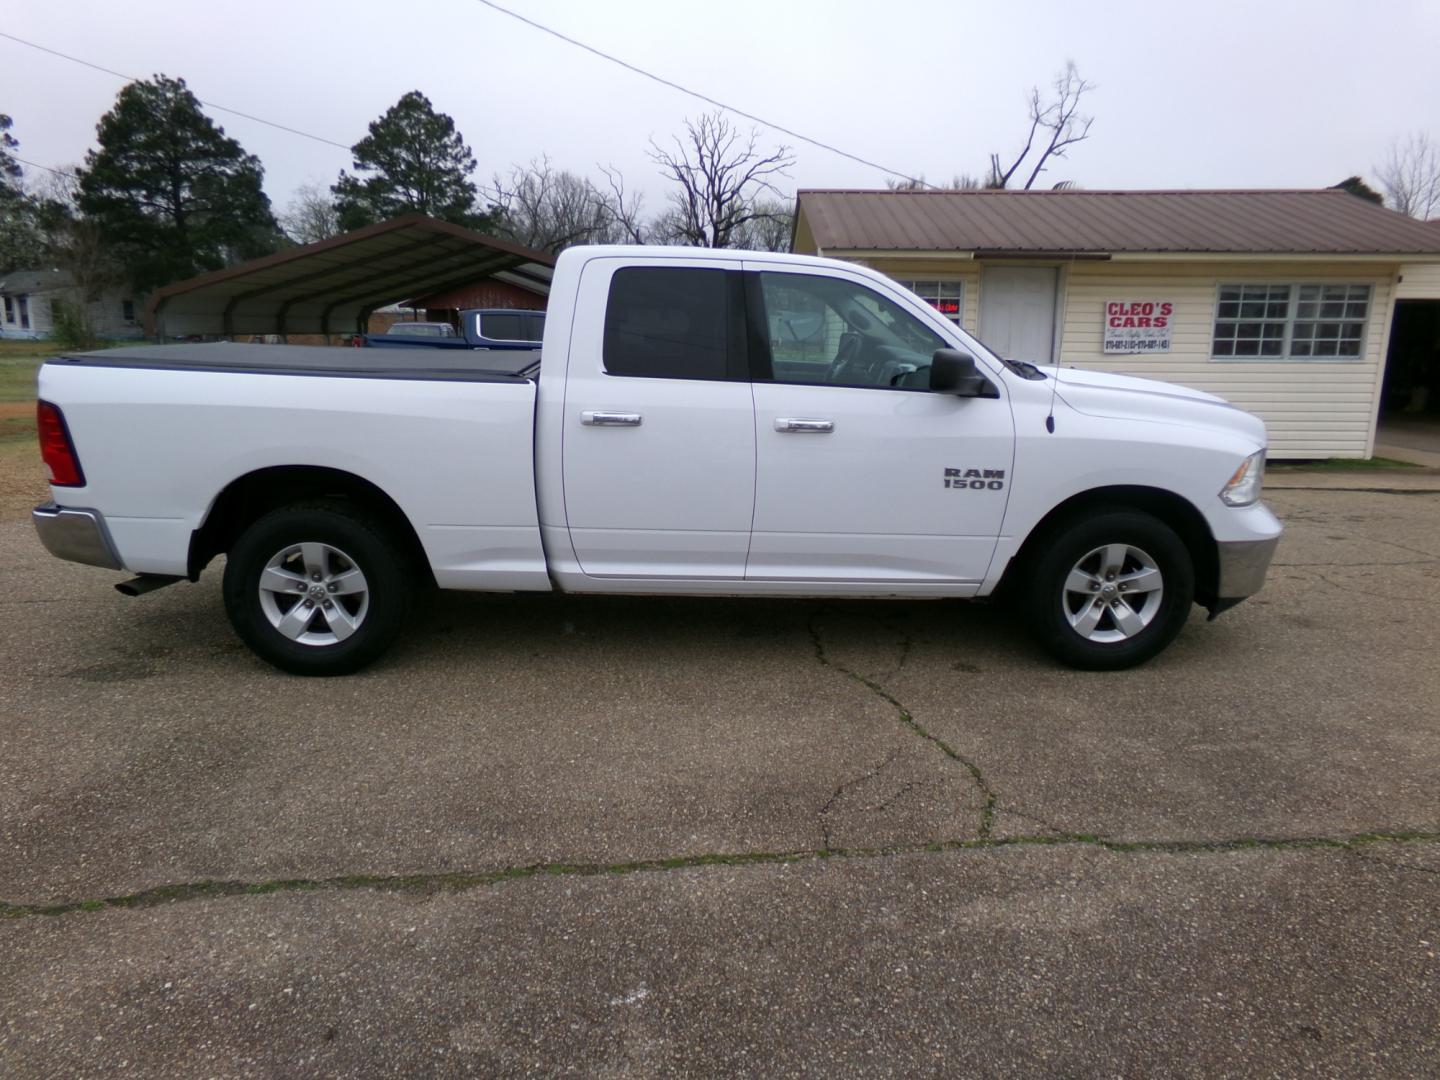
[1210,282,1372,362]
[894,278,965,326]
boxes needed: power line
[470,0,929,188]
[0,30,352,151]
[11,155,77,178]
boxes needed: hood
[1044,366,1267,447]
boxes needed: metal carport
[145,215,555,339]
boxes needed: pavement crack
[4,830,1436,921]
[818,750,900,852]
[808,613,997,840]
[1346,848,1440,878]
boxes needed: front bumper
[1207,533,1280,618]
[32,503,124,570]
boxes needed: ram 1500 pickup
[32,246,1281,675]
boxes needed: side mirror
[930,349,998,398]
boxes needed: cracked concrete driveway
[2,482,1438,1077]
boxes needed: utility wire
[0,30,352,151]
[11,155,77,178]
[470,0,929,188]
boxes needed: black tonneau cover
[50,342,539,383]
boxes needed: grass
[0,340,52,404]
[0,340,58,517]
[1270,456,1422,471]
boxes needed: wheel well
[1002,486,1219,605]
[188,466,432,584]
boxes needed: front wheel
[1023,510,1195,670]
[223,501,412,676]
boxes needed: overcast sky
[5,0,1440,218]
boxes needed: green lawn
[0,343,51,516]
[0,340,51,405]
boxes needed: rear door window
[479,313,545,341]
[602,267,736,380]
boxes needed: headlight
[1220,450,1265,507]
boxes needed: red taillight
[37,401,85,486]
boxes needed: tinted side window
[603,268,730,380]
[757,272,946,390]
[480,313,545,341]
[480,314,522,340]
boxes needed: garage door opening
[1378,299,1440,459]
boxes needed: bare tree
[730,198,795,251]
[279,183,342,245]
[989,62,1095,190]
[648,112,795,248]
[597,165,648,244]
[885,174,981,191]
[489,156,620,253]
[1375,133,1440,220]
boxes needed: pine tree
[77,76,278,293]
[332,91,488,230]
[0,114,47,273]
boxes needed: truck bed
[52,343,540,382]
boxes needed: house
[792,189,1440,458]
[0,269,143,342]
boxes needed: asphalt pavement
[1,483,1437,1077]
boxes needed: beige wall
[844,253,1414,459]
[1395,262,1440,300]
[1055,260,1396,459]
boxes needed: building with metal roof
[145,214,555,339]
[793,189,1440,459]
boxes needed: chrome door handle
[581,411,642,427]
[775,417,834,433]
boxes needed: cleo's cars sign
[1104,300,1173,354]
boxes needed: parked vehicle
[361,309,544,351]
[33,246,1280,675]
[380,321,457,338]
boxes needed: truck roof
[49,342,539,382]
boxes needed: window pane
[762,272,946,389]
[1214,283,1290,359]
[603,267,729,380]
[896,278,963,323]
[481,314,523,340]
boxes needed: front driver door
[744,265,1014,589]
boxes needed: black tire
[1022,509,1195,671]
[222,501,412,676]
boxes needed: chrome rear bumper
[32,503,123,570]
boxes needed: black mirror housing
[930,349,999,398]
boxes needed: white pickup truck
[33,246,1280,675]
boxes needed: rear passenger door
[561,259,756,578]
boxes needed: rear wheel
[1023,509,1194,670]
[223,501,411,675]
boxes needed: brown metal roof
[147,214,555,337]
[795,189,1440,256]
